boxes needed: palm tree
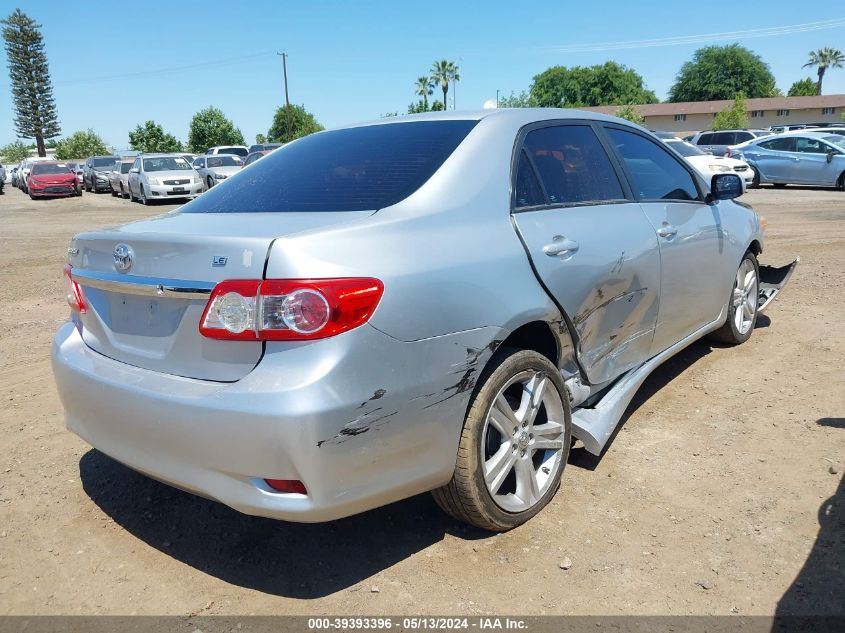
[415,76,433,109]
[431,60,460,110]
[803,47,845,95]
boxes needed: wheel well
[748,239,762,256]
[498,321,558,365]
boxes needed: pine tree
[2,9,61,157]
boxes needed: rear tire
[837,172,845,191]
[431,348,571,531]
[709,252,759,345]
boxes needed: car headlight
[147,177,159,186]
[214,173,227,179]
[709,164,732,173]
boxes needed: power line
[54,50,277,86]
[547,18,845,53]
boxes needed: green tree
[430,100,444,111]
[255,133,266,144]
[530,62,657,107]
[712,94,749,131]
[54,129,109,160]
[267,104,323,143]
[615,103,645,126]
[128,120,183,153]
[669,45,776,102]
[497,91,537,108]
[430,60,459,110]
[0,139,30,162]
[415,76,433,109]
[1,9,60,157]
[187,107,245,153]
[788,77,818,96]
[803,48,845,95]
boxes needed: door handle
[543,236,579,257]
[657,224,678,239]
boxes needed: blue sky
[1,1,844,149]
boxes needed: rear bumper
[52,321,504,522]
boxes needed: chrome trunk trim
[71,269,215,299]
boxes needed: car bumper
[148,182,204,199]
[52,321,504,522]
[29,184,78,196]
[92,178,111,191]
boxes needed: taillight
[63,265,86,313]
[199,278,384,341]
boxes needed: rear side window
[760,137,795,152]
[711,132,735,145]
[513,151,544,207]
[520,125,624,205]
[606,127,699,201]
[697,133,714,145]
[182,121,477,213]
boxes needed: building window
[777,109,790,116]
[674,114,686,122]
[751,110,765,118]
[822,107,835,115]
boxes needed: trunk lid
[68,211,374,381]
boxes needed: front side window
[712,132,736,145]
[606,127,699,201]
[131,158,141,171]
[793,137,828,154]
[182,120,477,213]
[520,125,624,206]
[697,133,714,145]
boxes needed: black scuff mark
[317,407,400,448]
[422,339,503,410]
[357,388,388,408]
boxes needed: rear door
[601,124,733,355]
[510,122,661,385]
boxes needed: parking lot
[0,184,842,616]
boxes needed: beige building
[582,94,845,134]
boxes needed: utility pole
[278,52,292,143]
[496,89,500,108]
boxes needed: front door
[601,125,734,356]
[790,136,842,186]
[511,123,661,386]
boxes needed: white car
[109,159,136,198]
[192,154,243,190]
[205,145,248,158]
[664,138,754,188]
[126,154,204,205]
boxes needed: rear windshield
[182,120,478,213]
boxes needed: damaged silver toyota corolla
[52,110,798,531]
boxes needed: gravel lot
[0,184,842,616]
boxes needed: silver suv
[53,110,796,530]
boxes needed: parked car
[769,124,811,134]
[247,143,283,153]
[663,138,754,188]
[690,129,770,156]
[126,153,203,204]
[65,162,85,188]
[53,110,797,531]
[26,161,80,199]
[205,145,248,157]
[804,127,845,137]
[243,150,270,167]
[0,164,5,193]
[109,159,135,198]
[9,167,18,187]
[650,131,678,139]
[730,131,845,189]
[83,155,119,193]
[192,154,243,189]
[18,156,52,193]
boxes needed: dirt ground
[0,184,842,617]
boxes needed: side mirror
[129,168,139,174]
[827,151,837,164]
[707,173,743,202]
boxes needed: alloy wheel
[732,257,758,335]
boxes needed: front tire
[139,185,148,205]
[207,176,214,190]
[750,167,760,189]
[431,348,571,531]
[709,252,759,345]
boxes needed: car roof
[765,130,840,139]
[138,153,190,157]
[342,108,635,130]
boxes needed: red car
[27,161,81,199]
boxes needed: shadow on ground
[79,450,485,598]
[775,418,844,616]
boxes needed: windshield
[93,157,117,168]
[143,157,192,171]
[823,136,845,150]
[120,162,133,173]
[183,120,478,213]
[666,140,706,157]
[32,163,71,175]
[207,156,242,168]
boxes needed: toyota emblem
[113,243,133,273]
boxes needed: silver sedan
[731,131,845,188]
[53,110,796,531]
[192,154,243,190]
[126,154,204,204]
